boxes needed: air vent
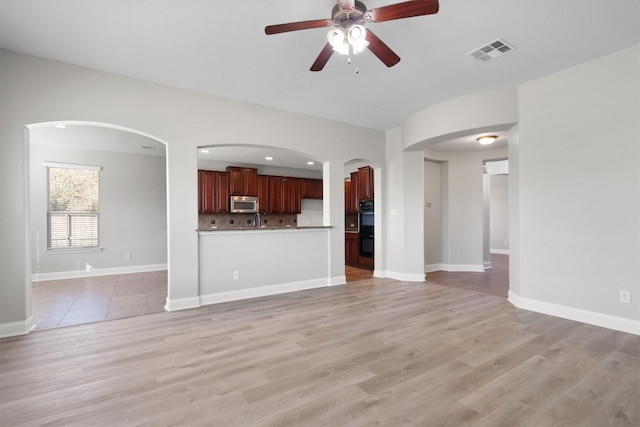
[467,38,516,63]
[139,145,155,151]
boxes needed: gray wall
[424,160,443,268]
[30,144,167,276]
[518,45,639,321]
[490,174,509,253]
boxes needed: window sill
[45,247,104,254]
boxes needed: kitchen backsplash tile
[199,213,298,230]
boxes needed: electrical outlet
[619,291,631,304]
[233,270,239,280]
[125,253,132,261]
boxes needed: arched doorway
[344,159,378,282]
[27,121,169,329]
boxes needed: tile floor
[31,270,167,330]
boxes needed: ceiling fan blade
[366,0,439,23]
[310,43,335,72]
[365,30,401,67]
[265,19,333,35]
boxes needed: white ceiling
[2,0,639,150]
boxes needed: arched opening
[344,158,379,282]
[421,131,510,297]
[26,121,169,329]
[196,143,324,228]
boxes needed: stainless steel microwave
[230,195,259,213]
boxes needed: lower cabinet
[345,232,359,267]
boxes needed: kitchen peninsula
[198,225,333,304]
[197,164,335,305]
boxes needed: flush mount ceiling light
[477,135,497,145]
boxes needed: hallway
[426,254,509,298]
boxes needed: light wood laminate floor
[427,254,509,298]
[2,276,638,426]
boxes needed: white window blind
[46,163,100,250]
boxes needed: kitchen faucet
[253,212,261,228]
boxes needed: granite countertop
[198,225,333,232]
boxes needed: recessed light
[54,124,66,129]
[265,156,273,161]
[307,161,315,165]
[200,149,210,153]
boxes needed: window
[46,163,100,250]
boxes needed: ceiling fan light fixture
[327,27,349,55]
[347,24,369,53]
[477,135,497,145]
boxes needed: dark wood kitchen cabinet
[198,170,229,213]
[269,176,302,213]
[226,166,258,196]
[358,166,374,201]
[345,232,359,266]
[345,180,358,214]
[301,178,323,199]
[348,172,359,212]
[268,176,284,213]
[282,177,301,213]
[257,175,270,213]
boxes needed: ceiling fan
[265,0,439,72]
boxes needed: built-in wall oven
[358,200,374,258]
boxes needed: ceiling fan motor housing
[332,1,367,28]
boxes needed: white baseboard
[200,278,331,306]
[508,290,640,336]
[491,249,510,255]
[424,264,485,273]
[382,270,426,282]
[0,316,34,339]
[164,296,200,312]
[329,276,347,286]
[32,264,168,282]
[484,262,492,270]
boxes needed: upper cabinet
[198,170,229,213]
[357,166,374,201]
[301,178,323,200]
[258,175,270,214]
[226,166,258,196]
[199,166,322,215]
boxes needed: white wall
[30,144,167,277]
[489,174,509,253]
[424,160,443,269]
[515,45,640,331]
[384,128,425,281]
[0,49,385,335]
